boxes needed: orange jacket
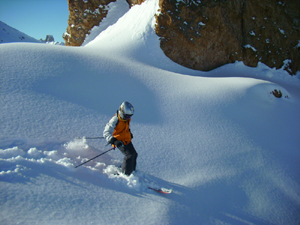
[103,112,132,145]
[113,114,132,145]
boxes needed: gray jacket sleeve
[103,115,119,143]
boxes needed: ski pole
[74,147,115,168]
[76,136,104,140]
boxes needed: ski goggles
[124,114,133,119]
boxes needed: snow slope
[1,0,300,224]
[0,20,40,43]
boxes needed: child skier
[103,101,138,176]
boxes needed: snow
[249,31,255,36]
[0,20,40,43]
[279,28,285,35]
[244,44,257,52]
[82,0,130,46]
[1,0,300,224]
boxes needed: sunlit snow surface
[1,0,300,224]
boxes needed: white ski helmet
[118,101,134,120]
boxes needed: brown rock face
[63,0,117,46]
[155,0,300,75]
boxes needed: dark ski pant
[119,142,137,175]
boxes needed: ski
[148,187,172,194]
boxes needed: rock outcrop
[40,35,55,42]
[63,0,117,46]
[155,0,300,74]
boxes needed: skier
[103,101,138,176]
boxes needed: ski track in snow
[1,0,300,224]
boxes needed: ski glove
[109,137,124,149]
[115,140,124,149]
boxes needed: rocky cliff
[155,0,300,75]
[64,0,300,74]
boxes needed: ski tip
[160,188,173,194]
